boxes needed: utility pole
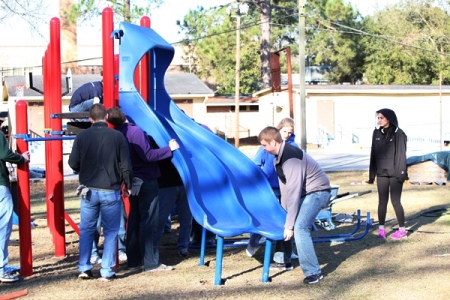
[298,0,307,151]
[228,1,249,148]
[235,13,241,148]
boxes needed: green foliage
[177,0,450,92]
[362,0,450,84]
[64,0,163,24]
[178,6,262,94]
[178,1,301,94]
[304,0,364,83]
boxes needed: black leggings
[376,176,405,227]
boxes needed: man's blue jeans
[78,188,122,278]
[294,190,330,277]
[91,202,127,258]
[154,185,192,253]
[0,186,13,275]
[70,99,94,113]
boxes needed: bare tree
[0,0,49,36]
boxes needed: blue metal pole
[214,236,224,285]
[14,135,76,142]
[261,239,273,283]
[199,227,206,266]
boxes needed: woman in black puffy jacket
[366,108,407,240]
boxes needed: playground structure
[114,20,372,285]
[12,7,372,285]
[13,8,120,277]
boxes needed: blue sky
[0,0,395,46]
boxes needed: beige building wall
[259,87,450,149]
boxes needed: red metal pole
[64,211,80,236]
[15,100,32,276]
[102,7,114,109]
[134,66,141,95]
[43,49,55,237]
[49,17,66,257]
[140,16,151,104]
[103,9,119,266]
[114,54,120,106]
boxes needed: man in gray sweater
[258,126,331,285]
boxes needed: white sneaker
[93,97,100,104]
[146,264,174,272]
[246,244,258,257]
[90,256,102,265]
[118,252,128,262]
[0,272,19,283]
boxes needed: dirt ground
[1,171,450,300]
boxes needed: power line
[4,4,450,71]
[172,4,450,59]
[324,19,450,58]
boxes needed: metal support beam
[298,0,307,151]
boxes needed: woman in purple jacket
[107,107,180,272]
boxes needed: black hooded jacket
[368,108,408,183]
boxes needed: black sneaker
[127,265,143,272]
[178,249,190,258]
[269,262,293,271]
[303,273,323,284]
[78,270,94,280]
[190,235,200,245]
[206,237,216,246]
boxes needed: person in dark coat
[106,107,180,272]
[69,104,133,281]
[366,108,408,240]
[69,81,103,113]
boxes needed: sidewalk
[30,154,78,181]
[30,142,447,183]
[240,144,371,172]
[30,146,371,182]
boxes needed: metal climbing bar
[312,211,372,243]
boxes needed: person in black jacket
[69,81,103,113]
[366,108,408,240]
[69,104,133,281]
[152,142,192,258]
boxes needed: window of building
[206,105,259,113]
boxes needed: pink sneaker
[378,228,386,239]
[391,229,407,240]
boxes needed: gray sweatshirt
[274,142,331,230]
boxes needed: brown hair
[258,126,282,143]
[277,117,295,131]
[89,103,107,122]
[106,106,127,128]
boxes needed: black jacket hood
[376,108,398,128]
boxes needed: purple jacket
[118,122,172,180]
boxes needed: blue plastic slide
[116,22,286,284]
